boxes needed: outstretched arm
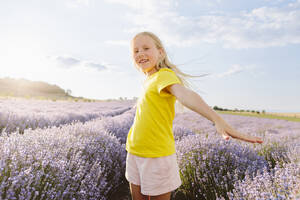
[163,84,263,144]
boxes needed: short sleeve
[156,69,182,98]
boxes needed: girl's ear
[159,48,165,58]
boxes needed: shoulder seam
[160,68,174,72]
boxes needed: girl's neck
[145,67,158,77]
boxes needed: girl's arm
[164,84,263,144]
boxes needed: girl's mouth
[139,59,149,64]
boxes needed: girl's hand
[214,118,263,144]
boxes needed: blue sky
[1,0,299,112]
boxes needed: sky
[0,0,300,113]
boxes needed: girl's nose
[136,53,146,60]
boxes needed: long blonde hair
[131,31,210,112]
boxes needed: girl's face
[131,35,164,76]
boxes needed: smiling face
[131,34,164,76]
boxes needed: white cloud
[55,56,81,68]
[65,0,92,8]
[48,55,110,71]
[215,64,244,78]
[106,0,300,49]
[104,40,130,46]
[288,0,300,8]
[105,0,175,11]
[83,61,107,71]
[211,64,259,79]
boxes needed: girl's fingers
[253,136,263,143]
[240,134,263,143]
[226,128,263,144]
[242,134,263,143]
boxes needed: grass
[216,111,300,122]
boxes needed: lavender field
[0,99,299,200]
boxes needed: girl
[125,31,263,200]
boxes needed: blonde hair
[131,31,210,112]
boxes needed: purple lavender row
[173,111,300,199]
[98,107,300,199]
[227,162,300,199]
[0,99,135,135]
[174,110,300,163]
[0,102,299,199]
[0,108,136,200]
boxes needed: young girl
[125,31,263,200]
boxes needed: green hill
[0,77,91,101]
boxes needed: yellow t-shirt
[125,68,182,157]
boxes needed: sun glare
[0,33,52,81]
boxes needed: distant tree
[214,106,225,111]
[66,89,72,96]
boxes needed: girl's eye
[134,47,148,53]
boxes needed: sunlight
[0,33,52,81]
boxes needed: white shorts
[125,152,182,196]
